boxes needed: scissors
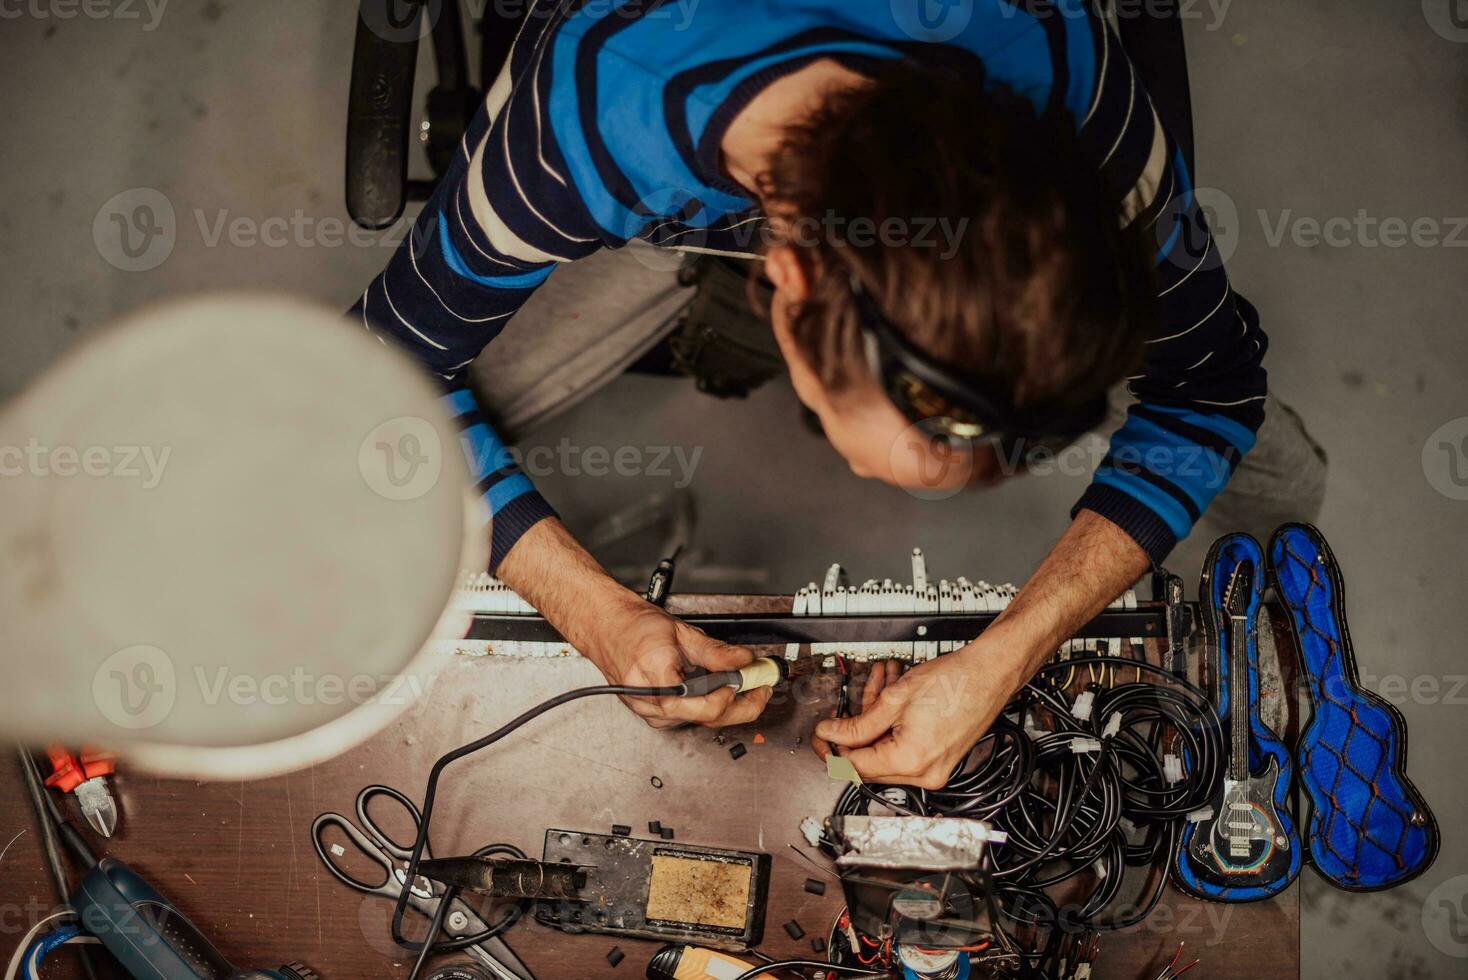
[311,784,535,980]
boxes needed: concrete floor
[2,2,1465,977]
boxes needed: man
[356,0,1324,789]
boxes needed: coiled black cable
[825,655,1224,977]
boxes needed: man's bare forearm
[955,510,1152,690]
[494,518,644,669]
[500,512,1147,694]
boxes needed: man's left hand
[810,632,1033,790]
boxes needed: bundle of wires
[819,655,1224,979]
[391,650,1218,980]
[3,919,101,980]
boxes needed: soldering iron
[676,656,789,697]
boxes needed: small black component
[606,946,625,967]
[803,878,826,896]
[612,824,632,837]
[660,827,675,840]
[645,554,677,607]
[648,821,662,835]
[729,742,747,760]
[784,919,805,940]
[811,937,826,954]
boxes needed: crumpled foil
[832,816,998,870]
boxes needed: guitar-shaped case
[1173,533,1302,902]
[1266,523,1439,890]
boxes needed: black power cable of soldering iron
[728,960,884,980]
[392,683,686,980]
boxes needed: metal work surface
[0,597,1299,979]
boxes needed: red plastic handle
[79,747,117,780]
[42,745,114,792]
[43,744,83,793]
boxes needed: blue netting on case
[1267,523,1438,890]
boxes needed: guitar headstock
[1224,560,1254,620]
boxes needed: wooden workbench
[0,597,1300,979]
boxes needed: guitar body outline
[1189,758,1294,883]
[1173,534,1302,902]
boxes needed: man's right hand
[496,518,771,729]
[591,601,772,729]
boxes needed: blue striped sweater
[355,0,1268,572]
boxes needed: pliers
[44,745,119,837]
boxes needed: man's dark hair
[760,57,1156,416]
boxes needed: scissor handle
[311,811,402,898]
[356,784,430,861]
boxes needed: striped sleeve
[1068,13,1268,563]
[353,3,610,571]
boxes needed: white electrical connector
[1186,806,1215,823]
[1070,737,1103,754]
[1164,754,1184,785]
[1071,690,1094,721]
[1102,713,1122,740]
[800,816,824,847]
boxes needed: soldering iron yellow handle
[735,656,787,692]
[667,946,777,980]
[677,657,789,698]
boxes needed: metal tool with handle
[70,858,316,979]
[311,784,534,980]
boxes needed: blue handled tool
[69,859,316,980]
